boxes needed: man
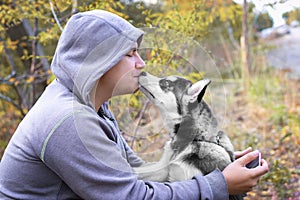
[0,10,268,199]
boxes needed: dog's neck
[192,101,219,139]
[176,101,218,138]
[161,112,182,137]
[168,101,221,154]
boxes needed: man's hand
[222,150,269,195]
[234,147,252,159]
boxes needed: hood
[51,10,143,108]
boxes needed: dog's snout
[140,71,147,77]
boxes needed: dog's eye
[160,79,171,90]
[163,80,169,87]
[161,80,169,87]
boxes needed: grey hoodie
[0,10,228,199]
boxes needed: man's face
[100,43,145,96]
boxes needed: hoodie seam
[81,15,138,43]
[56,181,64,200]
[40,110,83,163]
[84,15,123,32]
[203,176,214,198]
[51,18,92,88]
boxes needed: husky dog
[134,72,243,200]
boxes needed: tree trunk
[241,0,250,90]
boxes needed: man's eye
[126,49,137,57]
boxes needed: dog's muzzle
[138,72,156,99]
[139,85,155,99]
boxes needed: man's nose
[136,53,145,69]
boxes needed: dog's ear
[187,79,211,103]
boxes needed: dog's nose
[140,71,147,76]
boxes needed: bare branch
[49,0,63,32]
[0,93,25,116]
[22,19,50,71]
[3,40,17,74]
[11,85,26,117]
[130,99,150,148]
[31,22,38,74]
[0,36,17,84]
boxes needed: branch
[3,40,17,73]
[49,0,63,32]
[22,19,50,71]
[0,93,25,116]
[0,36,17,81]
[130,99,150,148]
[30,20,38,73]
[226,22,240,50]
[11,84,26,117]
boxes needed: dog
[134,72,243,200]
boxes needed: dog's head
[138,72,210,132]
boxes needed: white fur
[133,141,173,182]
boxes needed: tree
[255,12,273,31]
[240,0,250,90]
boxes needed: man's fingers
[251,159,269,176]
[234,147,252,159]
[236,150,260,166]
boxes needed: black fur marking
[198,101,214,122]
[182,141,229,175]
[159,79,173,92]
[174,123,180,134]
[176,99,182,115]
[182,151,219,175]
[173,78,192,113]
[171,116,195,153]
[183,153,212,175]
[197,85,208,103]
[187,101,198,112]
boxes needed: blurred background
[0,0,299,199]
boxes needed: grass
[222,66,300,199]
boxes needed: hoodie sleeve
[42,110,228,200]
[121,135,145,167]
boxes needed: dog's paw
[217,131,235,161]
